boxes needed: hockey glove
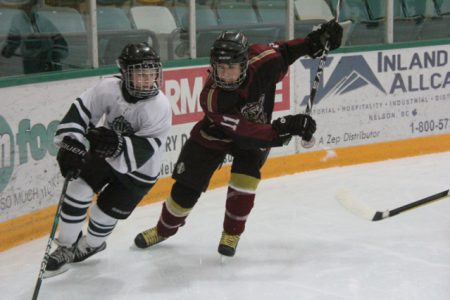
[306,20,343,58]
[57,137,87,179]
[272,114,316,138]
[86,127,124,159]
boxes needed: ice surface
[1,151,449,300]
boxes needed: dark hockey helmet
[210,31,249,90]
[117,42,162,98]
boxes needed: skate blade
[43,265,70,279]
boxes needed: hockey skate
[44,243,76,278]
[44,235,106,278]
[134,227,166,249]
[218,231,240,257]
[44,232,82,278]
[73,236,106,263]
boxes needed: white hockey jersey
[54,76,172,185]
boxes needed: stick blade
[335,189,377,221]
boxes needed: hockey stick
[301,8,340,148]
[336,189,450,221]
[303,0,341,117]
[32,171,73,300]
[301,0,341,148]
[299,40,330,149]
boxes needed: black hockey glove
[57,137,87,179]
[272,114,317,138]
[86,127,124,159]
[306,20,343,58]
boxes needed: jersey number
[220,116,240,131]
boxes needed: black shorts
[172,139,270,192]
[79,156,153,219]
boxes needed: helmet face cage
[211,59,248,91]
[210,31,249,91]
[122,61,162,98]
[117,43,162,99]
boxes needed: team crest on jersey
[240,94,267,124]
[109,116,134,135]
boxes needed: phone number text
[410,119,449,134]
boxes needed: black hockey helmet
[210,31,249,90]
[117,42,162,98]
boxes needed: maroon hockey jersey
[190,37,313,151]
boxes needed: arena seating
[0,8,23,76]
[0,0,447,75]
[130,5,179,60]
[97,6,158,65]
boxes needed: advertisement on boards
[0,78,95,222]
[295,45,450,151]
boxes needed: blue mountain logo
[301,55,386,106]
